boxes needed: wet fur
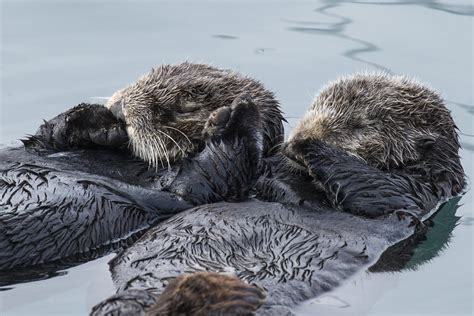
[290,73,462,172]
[0,95,264,271]
[1,72,466,315]
[286,73,465,217]
[106,62,284,167]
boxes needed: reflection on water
[296,196,465,315]
[460,141,474,152]
[460,216,474,226]
[254,47,274,55]
[370,197,461,272]
[287,2,392,72]
[344,0,474,16]
[212,34,239,40]
[404,197,461,270]
[1,0,472,315]
[449,100,474,115]
[286,0,473,73]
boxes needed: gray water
[0,1,473,315]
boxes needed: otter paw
[283,138,313,166]
[64,104,128,147]
[203,93,261,138]
[147,272,266,316]
[34,103,128,150]
[88,125,128,146]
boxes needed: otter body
[0,94,264,273]
[91,195,452,315]
[90,73,465,315]
[0,70,465,314]
[0,147,189,273]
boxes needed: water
[0,0,472,315]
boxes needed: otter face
[105,63,284,168]
[106,85,215,168]
[287,73,457,170]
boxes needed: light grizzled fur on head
[106,62,284,168]
[289,72,460,170]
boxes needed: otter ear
[417,135,436,151]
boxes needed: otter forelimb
[293,139,440,218]
[23,103,128,153]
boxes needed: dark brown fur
[106,62,284,168]
[288,73,465,195]
[146,272,265,316]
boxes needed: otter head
[287,73,459,170]
[105,72,221,168]
[106,65,284,169]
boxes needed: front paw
[34,103,128,150]
[203,92,261,139]
[283,138,313,165]
[65,104,128,147]
[87,125,128,146]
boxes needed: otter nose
[109,99,126,122]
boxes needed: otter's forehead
[315,73,446,115]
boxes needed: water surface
[1,1,472,315]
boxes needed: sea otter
[89,73,465,315]
[0,93,265,272]
[29,62,284,167]
[0,69,465,313]
[0,62,286,272]
[282,73,465,216]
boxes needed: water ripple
[212,34,238,40]
[448,100,474,116]
[286,3,392,72]
[345,0,474,17]
[460,142,474,152]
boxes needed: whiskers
[129,125,193,171]
[162,126,193,146]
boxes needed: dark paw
[64,104,128,147]
[30,103,128,151]
[282,138,314,166]
[147,272,265,316]
[203,92,261,138]
[88,125,128,146]
[284,138,355,168]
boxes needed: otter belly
[105,199,420,312]
[0,146,192,275]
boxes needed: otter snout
[106,89,126,123]
[108,99,126,122]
